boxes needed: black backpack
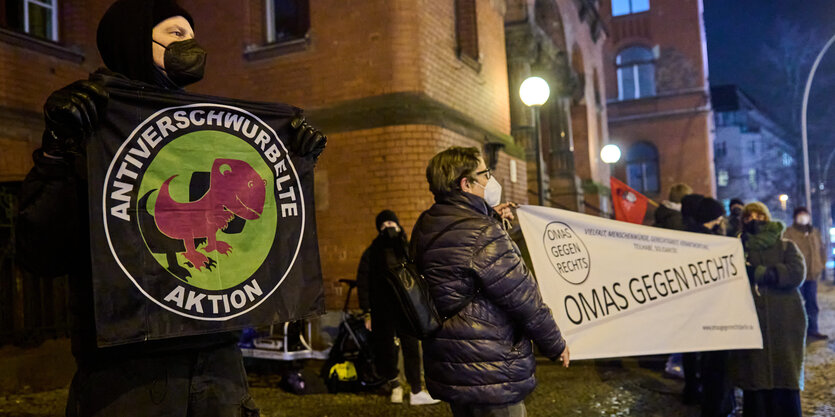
[383,218,470,339]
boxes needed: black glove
[756,266,779,287]
[288,115,327,162]
[42,80,109,155]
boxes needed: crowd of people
[651,183,827,417]
[12,0,827,416]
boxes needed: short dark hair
[426,146,481,196]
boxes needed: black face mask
[154,38,206,87]
[743,220,766,235]
[382,227,400,240]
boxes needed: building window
[715,141,727,158]
[612,0,650,17]
[782,152,793,167]
[626,142,660,194]
[265,0,309,44]
[455,0,479,63]
[718,169,729,187]
[616,46,655,100]
[748,168,757,191]
[1,0,59,41]
[748,140,757,155]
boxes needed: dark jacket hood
[96,0,193,86]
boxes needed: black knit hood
[96,0,194,85]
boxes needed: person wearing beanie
[729,202,806,417]
[680,194,705,230]
[356,210,439,406]
[654,183,693,231]
[15,0,329,414]
[684,197,736,417]
[782,207,829,342]
[727,198,745,237]
[680,197,735,415]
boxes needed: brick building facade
[1,0,608,311]
[600,0,715,212]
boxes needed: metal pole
[533,105,544,205]
[801,32,835,213]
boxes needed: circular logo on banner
[542,222,590,285]
[102,104,305,320]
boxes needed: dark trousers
[682,352,701,403]
[450,401,527,417]
[742,389,801,417]
[66,343,258,417]
[371,310,422,393]
[700,351,734,417]
[800,279,820,334]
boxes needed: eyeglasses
[475,169,492,180]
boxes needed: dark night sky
[704,0,835,142]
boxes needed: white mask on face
[476,176,503,207]
[796,214,811,225]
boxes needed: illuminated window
[718,169,729,187]
[612,0,650,17]
[617,46,655,100]
[1,0,59,41]
[748,169,757,191]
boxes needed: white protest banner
[517,205,762,360]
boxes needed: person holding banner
[689,198,735,417]
[732,202,806,417]
[16,1,326,415]
[410,146,568,417]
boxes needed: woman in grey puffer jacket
[411,147,568,416]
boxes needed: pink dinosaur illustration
[154,158,267,270]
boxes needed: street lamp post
[801,32,835,213]
[520,77,550,206]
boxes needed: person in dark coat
[654,183,692,231]
[688,198,735,417]
[727,198,745,237]
[730,202,806,417]
[410,146,568,417]
[15,1,325,415]
[782,206,829,342]
[356,210,439,405]
[679,193,704,404]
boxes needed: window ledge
[244,37,310,61]
[456,51,482,73]
[0,28,84,63]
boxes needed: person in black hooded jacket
[688,198,735,417]
[410,146,568,416]
[15,1,325,415]
[356,210,439,405]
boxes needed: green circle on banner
[137,130,277,291]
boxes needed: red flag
[610,177,649,224]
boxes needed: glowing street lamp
[520,76,551,205]
[779,194,789,211]
[601,144,622,164]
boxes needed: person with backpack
[356,210,439,405]
[411,146,569,416]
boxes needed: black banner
[87,74,324,347]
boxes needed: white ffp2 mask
[478,176,503,207]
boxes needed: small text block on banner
[517,205,762,360]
